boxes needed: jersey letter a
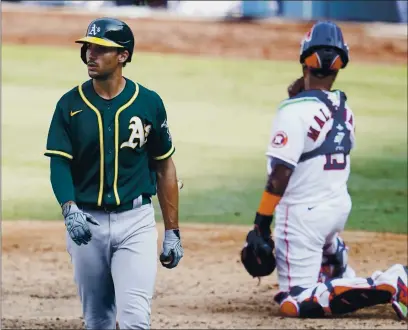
[121,116,151,149]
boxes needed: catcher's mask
[241,230,276,278]
[75,17,135,65]
[300,21,349,77]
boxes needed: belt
[77,195,151,213]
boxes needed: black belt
[77,195,151,213]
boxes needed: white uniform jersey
[266,91,356,205]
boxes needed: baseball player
[44,17,183,329]
[241,21,407,319]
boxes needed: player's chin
[87,70,100,79]
[88,70,110,81]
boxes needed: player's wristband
[257,191,281,216]
[254,212,273,236]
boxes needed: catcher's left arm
[241,164,293,278]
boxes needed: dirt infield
[2,4,407,329]
[2,221,408,329]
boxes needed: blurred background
[2,0,408,22]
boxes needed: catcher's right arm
[287,76,305,97]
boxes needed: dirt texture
[2,4,408,329]
[2,221,408,329]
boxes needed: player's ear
[118,50,129,65]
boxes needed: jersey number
[324,153,347,170]
[120,116,151,150]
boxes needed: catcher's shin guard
[276,282,394,318]
[327,264,407,317]
[392,276,407,319]
[275,287,326,318]
[275,265,407,319]
[326,280,395,315]
[378,264,407,320]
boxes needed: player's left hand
[160,229,184,269]
[241,214,276,278]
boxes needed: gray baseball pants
[66,201,158,329]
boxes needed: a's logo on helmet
[88,24,101,36]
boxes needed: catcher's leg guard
[275,287,326,318]
[278,294,300,317]
[378,264,407,319]
[275,264,407,318]
[327,264,407,318]
[326,279,395,315]
[392,275,408,319]
[276,281,394,318]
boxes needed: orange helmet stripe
[304,52,322,69]
[330,55,344,70]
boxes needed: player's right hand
[62,201,100,246]
[287,76,305,97]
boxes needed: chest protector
[290,90,352,163]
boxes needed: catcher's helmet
[300,21,349,76]
[75,17,135,65]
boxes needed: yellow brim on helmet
[75,37,124,48]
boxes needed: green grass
[1,44,407,233]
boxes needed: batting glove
[160,229,184,269]
[62,202,100,246]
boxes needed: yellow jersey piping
[78,84,104,207]
[44,150,73,160]
[153,145,175,160]
[113,83,140,205]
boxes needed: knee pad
[319,236,354,282]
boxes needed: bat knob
[160,251,174,265]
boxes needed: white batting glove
[160,229,184,269]
[62,202,100,246]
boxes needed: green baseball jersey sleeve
[148,92,175,161]
[44,96,73,161]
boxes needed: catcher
[240,21,407,319]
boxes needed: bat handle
[160,251,174,265]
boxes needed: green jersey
[45,78,175,207]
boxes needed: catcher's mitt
[241,227,276,278]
